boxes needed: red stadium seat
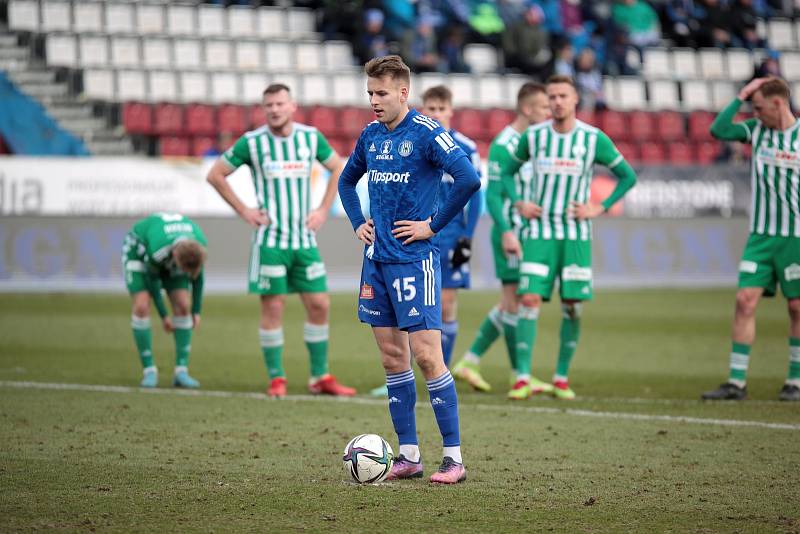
[598,110,628,142]
[696,140,722,165]
[328,136,356,156]
[294,105,309,125]
[452,108,486,141]
[122,102,153,134]
[249,104,267,129]
[185,104,216,136]
[655,111,684,142]
[160,136,190,156]
[576,109,597,126]
[191,136,217,157]
[639,142,666,164]
[614,141,639,164]
[338,107,373,139]
[217,104,247,135]
[153,103,184,136]
[475,139,490,159]
[688,111,715,142]
[667,141,694,165]
[486,108,515,136]
[628,111,655,142]
[308,106,339,137]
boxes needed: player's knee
[735,291,758,316]
[519,293,541,309]
[380,344,408,372]
[132,303,149,318]
[307,295,329,319]
[172,302,190,316]
[788,299,800,319]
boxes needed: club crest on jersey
[572,144,587,157]
[360,282,374,299]
[297,146,311,159]
[376,139,394,160]
[369,143,377,152]
[399,140,413,157]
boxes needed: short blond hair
[173,240,206,279]
[364,55,411,85]
[757,78,791,102]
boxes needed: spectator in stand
[664,0,702,47]
[401,14,442,72]
[611,0,661,49]
[753,51,783,79]
[319,0,369,41]
[695,0,734,48]
[560,0,592,51]
[499,2,550,76]
[575,47,607,111]
[468,2,505,48]
[354,8,391,64]
[731,0,766,50]
[533,0,564,40]
[382,0,416,41]
[554,40,576,77]
[440,25,472,73]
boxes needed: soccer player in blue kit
[338,56,481,484]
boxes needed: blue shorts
[357,250,442,332]
[439,235,471,289]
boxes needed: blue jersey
[438,129,482,242]
[339,109,476,263]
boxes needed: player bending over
[123,213,207,388]
[338,56,480,483]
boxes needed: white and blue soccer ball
[342,434,394,484]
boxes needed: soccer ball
[342,434,394,484]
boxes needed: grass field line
[2,380,799,431]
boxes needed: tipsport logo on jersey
[368,169,411,184]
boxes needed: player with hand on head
[123,213,207,389]
[451,82,551,393]
[207,83,355,399]
[338,56,481,483]
[703,77,800,402]
[501,75,636,400]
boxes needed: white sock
[443,446,462,464]
[142,366,157,375]
[463,352,480,365]
[399,444,420,462]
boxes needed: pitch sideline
[1,379,798,431]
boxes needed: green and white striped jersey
[510,120,623,241]
[223,123,335,249]
[130,213,207,270]
[741,119,800,237]
[486,126,534,234]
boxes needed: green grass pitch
[1,290,799,532]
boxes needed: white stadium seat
[448,74,478,108]
[73,2,103,33]
[504,74,530,106]
[711,81,737,111]
[768,18,795,49]
[780,52,800,82]
[228,6,256,38]
[793,82,800,111]
[173,38,203,69]
[477,74,505,108]
[301,73,329,105]
[331,72,363,106]
[615,77,647,110]
[286,8,315,35]
[682,80,712,110]
[41,0,71,32]
[9,0,40,32]
[46,33,77,67]
[198,4,226,37]
[464,43,498,74]
[136,3,166,35]
[323,41,353,70]
[642,48,671,79]
[79,35,109,67]
[242,72,268,103]
[104,2,135,34]
[179,71,208,103]
[295,41,322,71]
[648,80,680,109]
[110,36,141,68]
[265,40,293,71]
[211,72,239,103]
[205,40,233,70]
[698,48,725,80]
[83,68,115,100]
[726,49,753,81]
[142,37,171,69]
[148,70,178,102]
[235,40,263,70]
[258,7,286,37]
[167,4,196,36]
[602,76,616,103]
[671,48,698,78]
[117,69,147,101]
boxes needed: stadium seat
[793,82,800,110]
[149,70,178,102]
[672,48,699,78]
[614,141,639,163]
[258,7,286,38]
[173,38,203,70]
[464,43,499,74]
[122,102,153,135]
[699,48,725,80]
[153,103,185,136]
[217,104,247,134]
[296,41,323,72]
[241,73,268,104]
[294,106,309,125]
[46,34,78,68]
[478,75,506,108]
[614,77,647,110]
[228,6,257,38]
[136,3,166,35]
[142,38,171,69]
[160,136,190,157]
[191,136,217,157]
[83,68,114,100]
[8,0,40,32]
[681,80,712,111]
[327,136,352,157]
[628,111,655,142]
[768,19,796,49]
[452,108,486,142]
[667,141,694,165]
[449,74,478,108]
[74,2,103,33]
[487,108,515,135]
[41,0,71,32]
[287,7,315,35]
[711,81,737,111]
[726,49,753,81]
[185,104,216,136]
[206,40,233,71]
[639,142,666,164]
[105,2,135,34]
[178,71,209,103]
[117,70,147,101]
[265,41,294,71]
[696,141,722,165]
[79,35,109,67]
[308,106,339,137]
[598,110,628,142]
[780,52,800,81]
[338,107,372,139]
[323,41,354,69]
[654,111,685,141]
[198,4,226,37]
[688,111,716,142]
[110,36,141,68]
[211,72,240,104]
[249,104,267,129]
[475,139,490,159]
[236,41,263,71]
[648,80,680,110]
[331,72,364,106]
[642,47,671,80]
[167,4,197,35]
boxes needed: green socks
[788,337,800,385]
[728,341,751,387]
[304,323,329,379]
[260,328,285,379]
[555,304,582,381]
[515,306,539,378]
[172,315,193,367]
[131,315,154,369]
[502,311,518,373]
[467,306,503,358]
